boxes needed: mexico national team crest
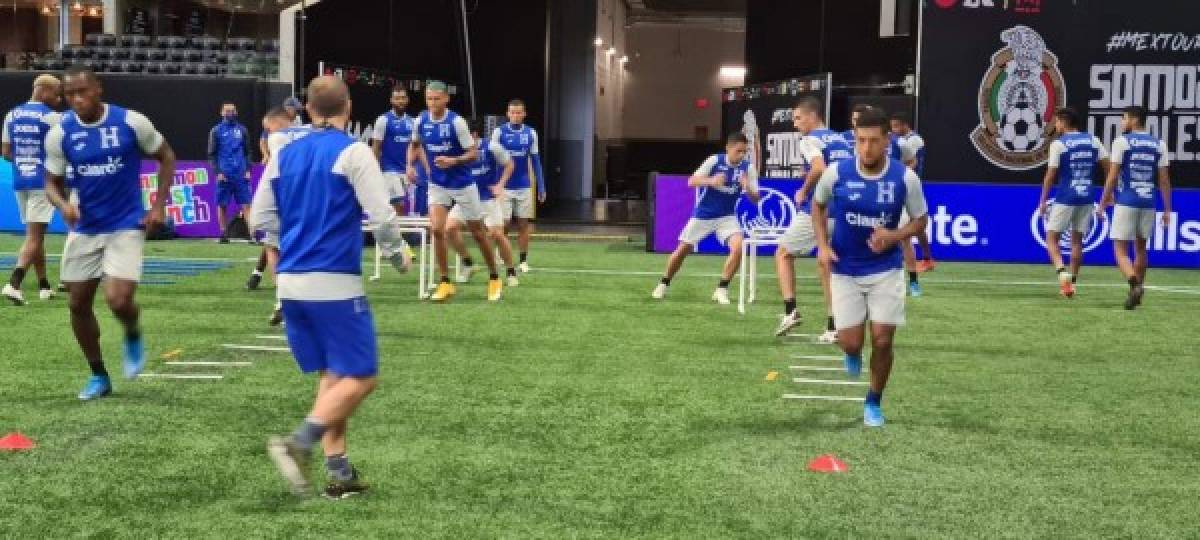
[970,25,1066,171]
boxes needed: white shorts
[383,172,408,203]
[1046,203,1094,234]
[778,212,821,256]
[450,198,505,228]
[503,188,534,220]
[830,269,906,329]
[429,184,482,221]
[678,216,741,247]
[1110,205,1156,241]
[15,190,54,224]
[60,230,145,283]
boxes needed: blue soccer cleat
[908,281,923,297]
[844,354,862,379]
[78,375,112,401]
[123,335,146,380]
[864,402,885,427]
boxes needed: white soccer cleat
[817,329,839,344]
[774,311,801,337]
[712,287,731,305]
[519,261,531,273]
[506,275,520,287]
[651,283,667,299]
[2,284,25,306]
[39,288,55,301]
[456,265,475,284]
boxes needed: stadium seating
[17,34,279,78]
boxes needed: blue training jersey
[415,109,473,189]
[3,102,58,191]
[805,128,854,165]
[1112,132,1168,209]
[373,110,414,173]
[44,104,164,234]
[208,120,250,174]
[491,123,539,190]
[469,139,511,201]
[1050,132,1105,206]
[815,158,928,277]
[692,153,757,220]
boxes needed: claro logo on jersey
[76,156,125,177]
[971,25,1066,171]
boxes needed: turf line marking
[790,366,865,372]
[793,355,841,360]
[164,361,252,367]
[785,333,820,338]
[222,344,290,352]
[254,335,287,340]
[139,373,224,380]
[782,394,864,402]
[793,378,868,386]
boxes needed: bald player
[3,74,63,305]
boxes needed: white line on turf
[793,378,868,386]
[139,373,224,380]
[792,355,841,360]
[782,394,865,402]
[164,361,252,367]
[222,344,290,352]
[790,366,866,372]
[254,335,287,340]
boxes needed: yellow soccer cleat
[431,282,456,302]
[487,279,503,302]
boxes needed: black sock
[9,267,26,288]
[490,272,499,280]
[463,257,474,267]
[1071,274,1078,284]
[507,268,516,277]
[1128,276,1140,288]
[1055,266,1066,276]
[38,277,51,290]
[826,316,835,331]
[784,298,796,315]
[326,453,354,482]
[88,358,108,377]
[519,252,528,264]
[441,275,450,283]
[718,279,730,289]
[126,327,141,342]
[255,252,268,272]
[908,271,918,284]
[660,277,671,286]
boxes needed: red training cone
[0,432,36,451]
[807,454,847,473]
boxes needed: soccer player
[1035,107,1108,298]
[1099,105,1172,310]
[652,132,759,304]
[2,74,62,305]
[42,66,177,399]
[812,107,928,427]
[208,101,252,243]
[491,99,546,273]
[447,119,519,286]
[371,86,417,216]
[775,97,852,341]
[890,111,937,275]
[259,96,304,164]
[411,81,502,302]
[258,75,409,499]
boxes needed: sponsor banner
[654,174,1200,268]
[1,159,263,237]
[721,74,832,179]
[919,0,1200,187]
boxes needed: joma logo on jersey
[970,25,1066,171]
[76,156,124,177]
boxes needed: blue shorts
[281,297,378,377]
[217,175,252,207]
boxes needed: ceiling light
[606,47,616,56]
[594,37,603,47]
[719,66,747,78]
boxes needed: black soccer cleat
[268,308,283,327]
[246,273,262,291]
[323,469,369,500]
[1124,284,1144,310]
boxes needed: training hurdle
[737,226,787,315]
[364,216,436,299]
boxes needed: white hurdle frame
[737,226,788,315]
[364,216,437,299]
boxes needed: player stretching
[258,76,409,499]
[1035,107,1108,298]
[371,86,417,217]
[652,132,759,304]
[890,112,937,274]
[2,74,62,305]
[42,67,176,399]
[491,99,546,273]
[1100,105,1172,310]
[775,97,851,340]
[208,101,252,243]
[412,81,502,302]
[812,108,928,427]
[448,119,518,286]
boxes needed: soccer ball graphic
[997,101,1046,153]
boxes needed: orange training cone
[807,454,847,473]
[0,432,35,451]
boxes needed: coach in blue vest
[208,102,252,243]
